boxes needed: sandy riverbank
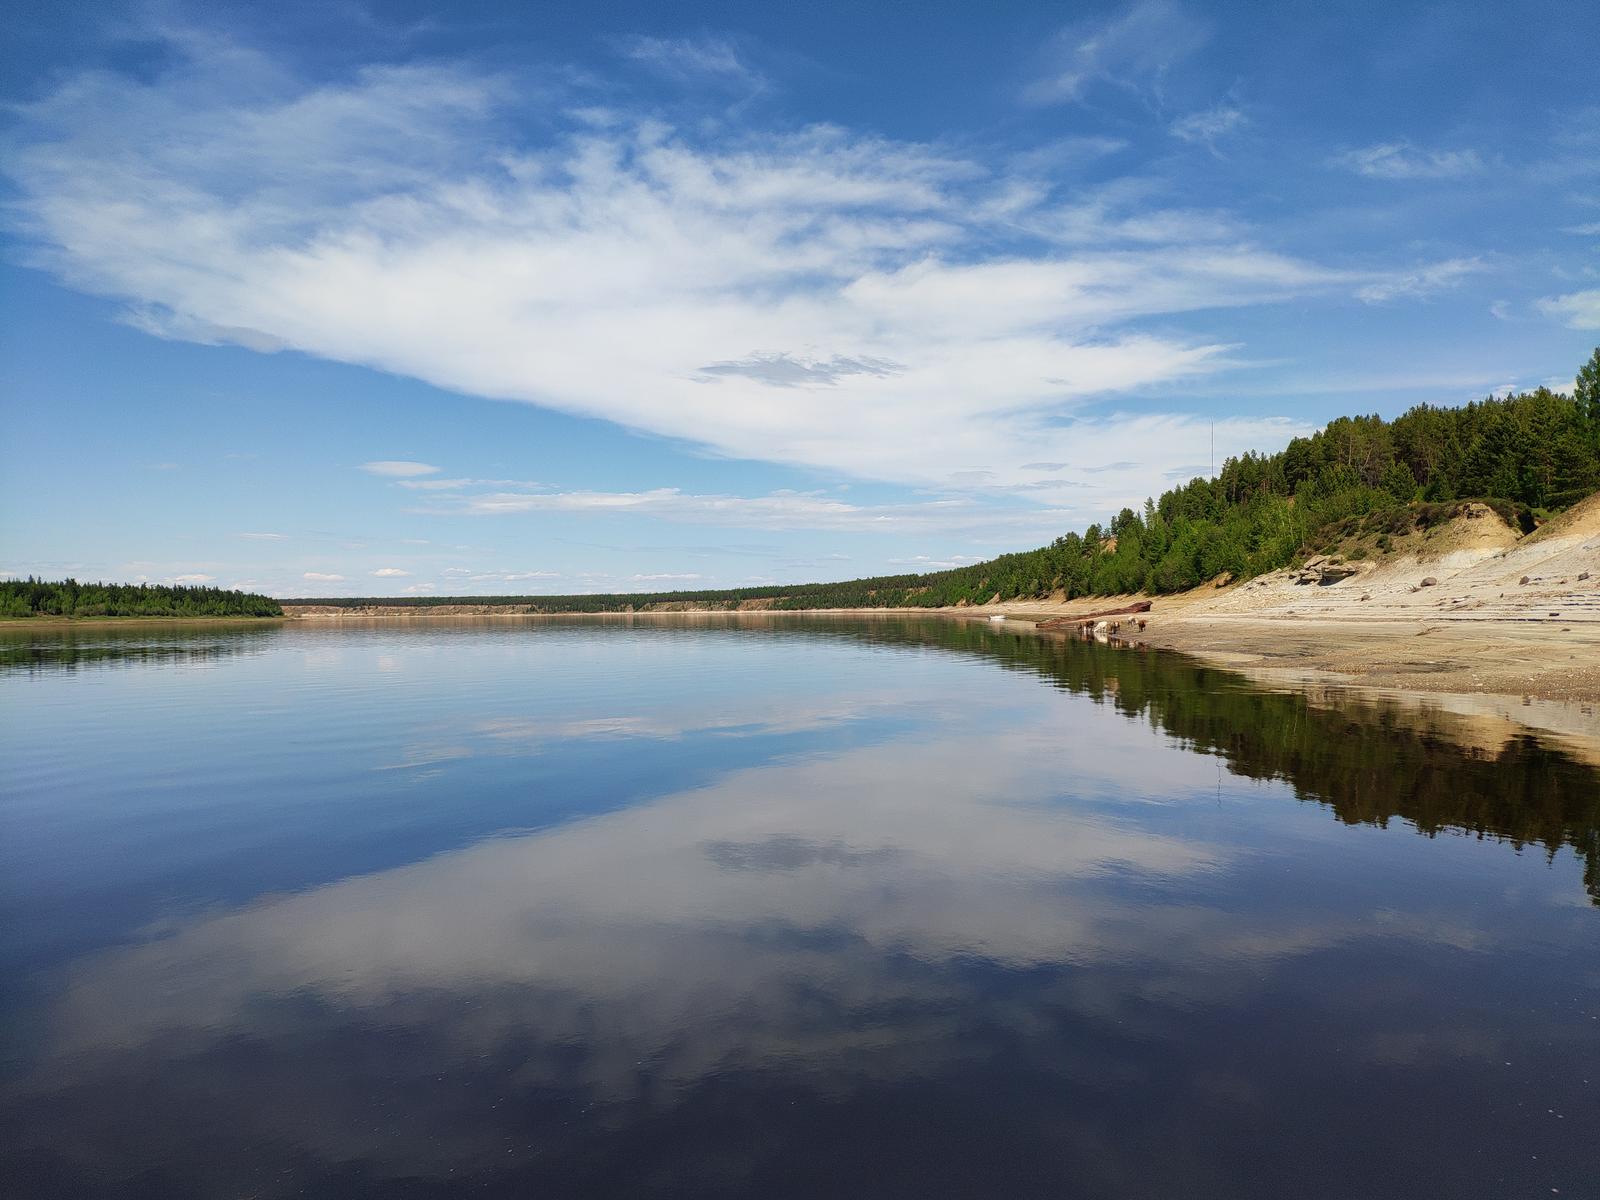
[990,599,1598,743]
[964,495,1600,756]
[977,596,1600,704]
[983,493,1600,706]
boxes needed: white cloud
[886,554,984,569]
[394,476,544,491]
[1563,222,1600,236]
[1538,288,1600,330]
[1025,1,1210,105]
[302,571,345,582]
[172,573,215,584]
[237,531,288,541]
[1331,142,1483,180]
[1356,257,1482,304]
[360,461,440,477]
[405,414,1291,529]
[372,567,411,577]
[620,35,762,90]
[418,486,1062,532]
[4,29,1449,516]
[1005,136,1128,174]
[630,572,705,582]
[1170,105,1246,150]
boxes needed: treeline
[0,578,284,619]
[302,352,1600,612]
[284,578,951,612]
[955,379,1598,601]
[894,367,1598,603]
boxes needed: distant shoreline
[277,494,1600,711]
[8,601,1596,750]
[276,600,1600,701]
[0,615,288,630]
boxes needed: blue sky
[2,0,1596,597]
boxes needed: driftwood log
[1035,600,1152,631]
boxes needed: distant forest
[0,578,284,619]
[300,350,1600,612]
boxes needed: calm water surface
[2,616,1597,1198]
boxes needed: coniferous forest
[303,351,1600,612]
[0,578,283,619]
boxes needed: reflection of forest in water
[814,615,1600,905]
[0,625,278,674]
[8,615,1597,902]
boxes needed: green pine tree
[1576,347,1600,443]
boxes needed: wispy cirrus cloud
[397,414,1293,534]
[1331,141,1484,180]
[1025,0,1210,106]
[1170,104,1246,152]
[1356,257,1483,304]
[360,461,440,477]
[886,554,984,570]
[620,34,763,91]
[414,485,1075,535]
[394,477,546,491]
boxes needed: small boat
[987,614,1007,622]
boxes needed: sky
[1,0,1596,598]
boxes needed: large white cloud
[5,30,1450,513]
[1539,288,1600,331]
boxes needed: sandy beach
[966,495,1600,756]
[981,493,1600,703]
